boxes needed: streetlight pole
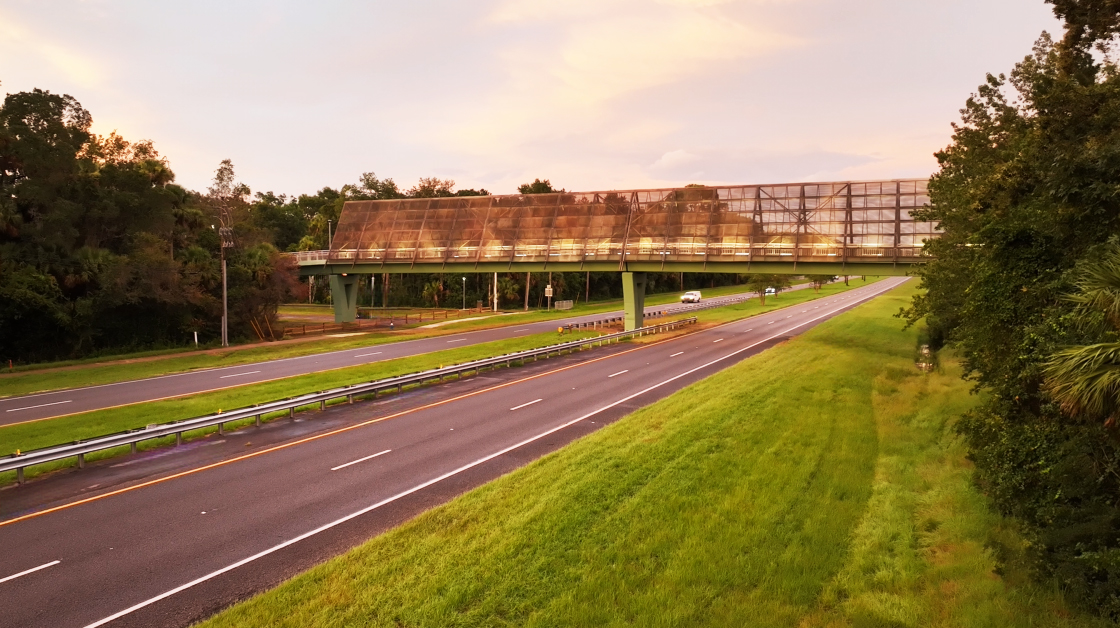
[218,226,234,347]
[462,276,466,310]
[327,219,333,250]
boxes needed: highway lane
[0,285,813,426]
[0,277,907,628]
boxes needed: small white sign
[545,285,553,297]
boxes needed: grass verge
[199,282,1103,628]
[0,282,767,397]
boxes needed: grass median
[0,330,598,484]
[0,280,875,485]
[199,282,1103,628]
[0,282,766,397]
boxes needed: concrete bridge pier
[622,271,647,331]
[329,274,359,323]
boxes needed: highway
[0,286,811,426]
[0,277,907,628]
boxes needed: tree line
[0,90,785,363]
[902,0,1120,618]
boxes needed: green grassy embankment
[199,282,1102,628]
[0,282,765,397]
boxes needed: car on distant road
[765,287,777,296]
[680,290,702,303]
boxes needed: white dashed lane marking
[510,399,543,411]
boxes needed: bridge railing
[290,250,330,263]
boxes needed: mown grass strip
[199,282,1103,628]
[0,280,873,484]
[0,331,598,484]
[0,282,765,397]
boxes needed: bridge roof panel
[328,179,936,268]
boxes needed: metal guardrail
[2,317,698,484]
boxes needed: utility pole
[493,272,498,312]
[462,276,466,310]
[327,219,333,250]
[524,272,530,311]
[219,226,233,347]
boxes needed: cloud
[651,149,701,169]
[0,10,105,88]
[434,0,796,159]
[553,12,789,105]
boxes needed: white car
[765,287,776,296]
[680,290,702,303]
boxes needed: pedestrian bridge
[293,178,936,326]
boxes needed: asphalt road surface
[0,277,908,628]
[0,286,815,426]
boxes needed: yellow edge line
[0,333,600,429]
[2,284,865,526]
[0,336,675,528]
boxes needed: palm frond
[1044,342,1120,419]
[1067,255,1120,326]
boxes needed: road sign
[545,285,553,297]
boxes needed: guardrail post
[78,453,85,469]
[218,422,224,435]
[348,394,354,403]
[131,442,137,454]
[320,400,326,411]
[17,467,24,484]
[289,408,295,419]
[176,432,183,446]
[256,414,262,427]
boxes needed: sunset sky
[1,0,1060,196]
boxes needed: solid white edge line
[0,560,60,584]
[509,398,543,411]
[218,371,261,379]
[608,370,629,378]
[80,279,906,628]
[5,400,72,413]
[330,449,392,471]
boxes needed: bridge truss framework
[296,178,937,326]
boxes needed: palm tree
[1044,251,1120,425]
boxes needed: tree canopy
[518,178,563,194]
[0,89,300,360]
[902,0,1120,616]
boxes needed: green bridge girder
[297,259,918,328]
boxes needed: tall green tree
[518,178,562,194]
[0,90,299,361]
[901,1,1120,616]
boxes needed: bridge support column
[329,274,359,323]
[622,271,647,331]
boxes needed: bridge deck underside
[313,179,935,275]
